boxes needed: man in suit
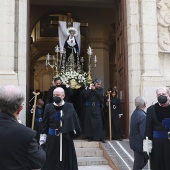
[0,85,46,170]
[129,96,148,170]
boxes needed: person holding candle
[40,87,81,170]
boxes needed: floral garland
[59,71,87,86]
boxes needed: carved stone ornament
[157,0,170,51]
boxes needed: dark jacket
[129,108,146,152]
[0,112,46,170]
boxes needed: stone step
[76,148,103,157]
[74,140,99,148]
[78,165,114,170]
[77,157,108,166]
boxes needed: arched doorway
[28,1,129,137]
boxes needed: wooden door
[115,0,129,138]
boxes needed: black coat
[0,112,46,170]
[104,96,122,139]
[145,103,170,170]
[82,88,104,139]
[41,102,81,170]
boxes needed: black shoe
[117,138,122,141]
[100,139,105,143]
[88,138,92,142]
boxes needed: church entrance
[28,0,129,137]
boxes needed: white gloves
[39,134,47,145]
[143,137,152,154]
[119,114,123,118]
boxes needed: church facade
[0,0,170,136]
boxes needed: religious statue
[64,27,79,67]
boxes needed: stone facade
[126,0,170,118]
[0,0,27,124]
[0,0,170,128]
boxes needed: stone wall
[0,0,28,124]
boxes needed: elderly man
[145,87,170,170]
[40,87,81,170]
[129,96,148,170]
[0,85,46,170]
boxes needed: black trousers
[133,151,148,170]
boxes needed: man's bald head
[53,87,65,102]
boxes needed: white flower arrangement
[59,71,87,86]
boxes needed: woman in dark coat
[104,88,123,140]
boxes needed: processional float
[45,24,98,161]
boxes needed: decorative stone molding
[157,0,170,52]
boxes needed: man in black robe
[82,79,105,142]
[45,77,73,104]
[40,87,81,170]
[145,87,170,170]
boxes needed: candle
[55,45,59,53]
[94,55,97,62]
[89,46,91,53]
[46,53,50,60]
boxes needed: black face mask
[53,96,62,104]
[158,95,168,104]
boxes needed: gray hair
[94,79,102,84]
[156,87,170,95]
[0,85,24,115]
[135,96,146,108]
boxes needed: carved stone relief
[157,0,170,52]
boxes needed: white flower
[59,71,87,86]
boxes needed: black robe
[41,102,81,170]
[145,103,170,170]
[82,88,104,139]
[103,96,122,140]
[34,106,44,143]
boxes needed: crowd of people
[1,82,170,170]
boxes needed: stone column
[140,0,165,105]
[0,0,28,124]
[126,0,142,115]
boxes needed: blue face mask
[158,95,167,104]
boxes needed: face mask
[53,96,62,104]
[158,95,168,104]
